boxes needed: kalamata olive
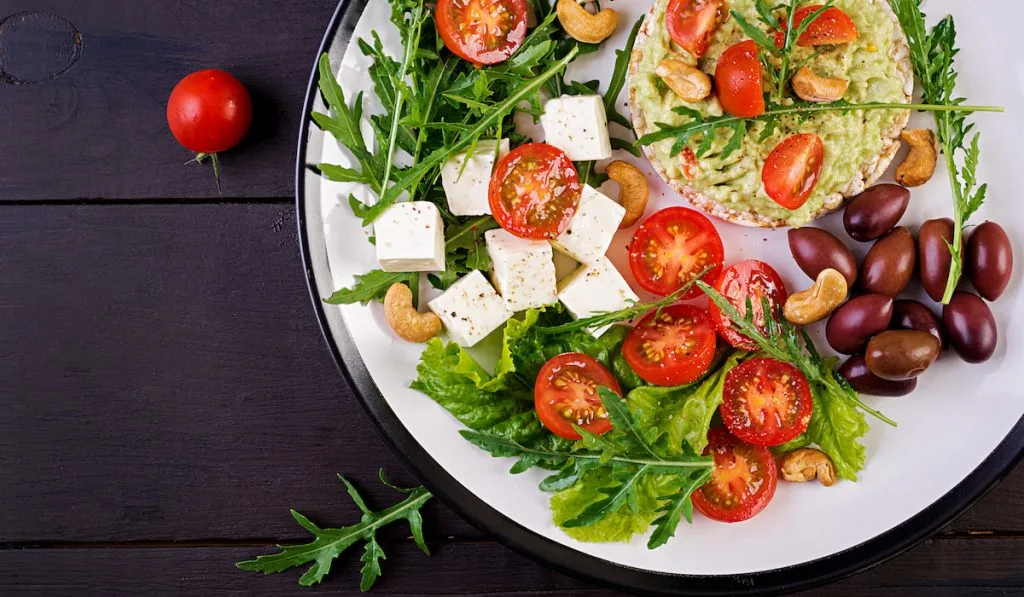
[860,227,915,297]
[826,294,894,355]
[843,184,910,242]
[788,227,858,286]
[918,218,956,302]
[865,330,941,381]
[838,355,917,397]
[892,299,944,350]
[967,221,1013,301]
[943,291,998,363]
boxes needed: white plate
[297,1,1024,593]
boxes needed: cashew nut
[557,0,618,44]
[384,283,442,343]
[606,161,649,229]
[895,128,938,188]
[655,57,712,103]
[783,268,848,325]
[780,448,837,487]
[791,67,849,103]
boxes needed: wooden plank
[1,537,1023,596]
[0,0,337,201]
[0,202,476,543]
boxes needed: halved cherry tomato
[692,427,778,523]
[715,40,765,118]
[535,353,621,441]
[489,143,582,240]
[709,260,788,351]
[773,5,858,48]
[666,0,728,59]
[762,133,824,210]
[721,358,813,446]
[627,207,725,299]
[436,0,528,66]
[623,304,717,387]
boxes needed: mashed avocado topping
[631,0,910,226]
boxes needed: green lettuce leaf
[550,468,680,543]
[804,386,869,480]
[626,352,742,455]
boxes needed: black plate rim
[294,1,1024,594]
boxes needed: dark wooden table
[1,2,1022,595]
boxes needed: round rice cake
[629,0,913,228]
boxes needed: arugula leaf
[888,1,1001,303]
[536,264,715,335]
[324,270,415,305]
[604,16,644,130]
[236,474,431,590]
[640,101,1002,158]
[647,468,712,549]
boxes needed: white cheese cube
[485,229,558,311]
[540,95,613,161]
[375,202,445,272]
[557,258,639,336]
[441,139,511,216]
[551,184,625,265]
[428,270,512,347]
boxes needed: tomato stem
[190,152,223,194]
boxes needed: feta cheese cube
[375,202,445,272]
[551,184,625,265]
[540,95,613,161]
[557,258,639,336]
[485,229,558,311]
[441,139,511,216]
[428,270,512,347]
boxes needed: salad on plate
[313,0,1011,549]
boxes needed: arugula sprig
[698,281,894,428]
[888,0,996,304]
[697,281,885,480]
[462,386,713,548]
[236,472,432,591]
[637,100,1003,160]
[536,264,716,335]
[731,0,836,99]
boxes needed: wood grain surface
[0,0,1021,595]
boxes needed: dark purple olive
[865,330,941,381]
[892,299,944,350]
[826,294,894,355]
[861,227,915,297]
[919,218,956,302]
[967,221,1013,301]
[788,227,858,286]
[843,184,910,242]
[839,355,918,397]
[943,291,998,363]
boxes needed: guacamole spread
[630,0,911,227]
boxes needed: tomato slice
[666,0,728,59]
[436,0,528,66]
[721,358,813,446]
[709,260,788,351]
[535,353,621,441]
[627,207,725,299]
[774,6,858,48]
[715,40,765,118]
[623,305,717,387]
[762,133,824,210]
[692,427,778,523]
[489,143,582,240]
